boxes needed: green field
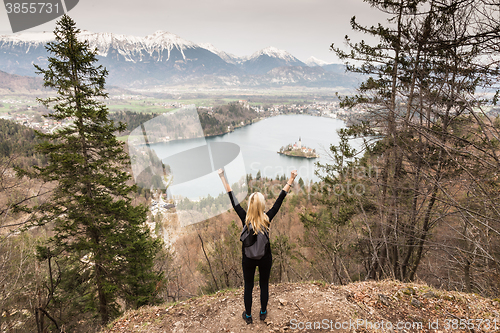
[105,97,248,113]
[106,100,174,114]
[0,106,12,114]
[150,97,240,107]
[117,135,129,142]
[1,89,338,118]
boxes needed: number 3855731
[5,2,60,14]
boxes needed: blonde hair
[245,192,270,235]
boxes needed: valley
[1,5,500,331]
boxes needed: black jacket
[228,190,287,259]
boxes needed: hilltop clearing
[102,280,500,332]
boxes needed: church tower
[298,137,302,149]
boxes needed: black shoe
[260,310,267,321]
[242,311,252,324]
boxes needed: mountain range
[0,30,360,89]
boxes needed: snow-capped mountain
[241,47,306,75]
[248,47,298,62]
[81,30,218,64]
[198,43,241,65]
[0,30,240,85]
[0,31,54,46]
[0,30,201,62]
[305,56,348,74]
[0,30,358,88]
[305,56,331,67]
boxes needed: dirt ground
[102,280,500,332]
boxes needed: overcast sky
[0,0,387,63]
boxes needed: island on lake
[278,137,319,158]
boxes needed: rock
[411,297,422,308]
[279,298,288,306]
[402,287,416,295]
[378,293,391,306]
[423,291,437,298]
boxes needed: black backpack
[240,224,269,260]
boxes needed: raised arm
[218,168,232,193]
[266,170,297,221]
[283,170,297,193]
[218,168,247,225]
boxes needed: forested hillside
[108,103,259,138]
[109,110,160,136]
[197,102,259,136]
[0,70,44,93]
[0,118,45,167]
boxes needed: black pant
[242,254,272,315]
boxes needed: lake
[147,114,348,200]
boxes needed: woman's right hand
[218,168,225,177]
[290,170,297,180]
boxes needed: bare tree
[327,0,500,291]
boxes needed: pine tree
[25,15,162,326]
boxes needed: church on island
[278,137,319,158]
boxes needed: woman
[218,168,297,324]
